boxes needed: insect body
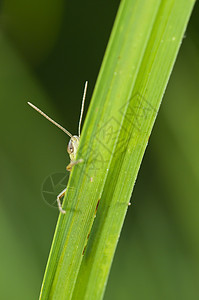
[28,81,88,214]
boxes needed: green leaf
[39,0,196,299]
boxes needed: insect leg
[66,159,84,171]
[57,188,67,214]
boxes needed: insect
[28,81,88,214]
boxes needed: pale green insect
[28,81,88,214]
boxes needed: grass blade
[39,0,195,299]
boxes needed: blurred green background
[0,1,199,299]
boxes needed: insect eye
[67,140,74,154]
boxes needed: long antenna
[78,81,88,137]
[27,102,73,138]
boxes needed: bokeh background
[0,1,199,299]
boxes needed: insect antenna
[27,102,73,138]
[78,81,88,137]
